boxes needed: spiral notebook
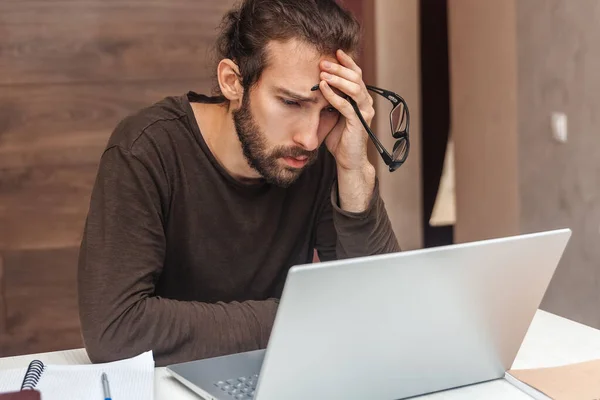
[0,351,154,400]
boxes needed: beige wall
[517,0,600,328]
[362,0,423,251]
[448,0,600,329]
[447,0,521,244]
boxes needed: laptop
[166,228,571,400]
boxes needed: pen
[101,372,112,400]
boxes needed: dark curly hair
[212,0,361,96]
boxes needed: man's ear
[217,59,243,104]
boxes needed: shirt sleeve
[78,145,278,367]
[314,177,401,262]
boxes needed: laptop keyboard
[214,374,259,399]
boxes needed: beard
[232,94,318,188]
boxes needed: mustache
[271,146,318,159]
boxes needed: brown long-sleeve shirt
[77,92,400,367]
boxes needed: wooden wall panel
[0,79,207,249]
[0,248,81,357]
[0,1,237,85]
[1,164,97,250]
[0,0,236,355]
[0,79,211,170]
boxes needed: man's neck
[190,101,261,182]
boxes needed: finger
[319,80,355,120]
[321,71,373,112]
[321,60,361,85]
[320,72,363,101]
[336,49,363,78]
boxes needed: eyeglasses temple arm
[366,85,408,107]
[348,97,394,165]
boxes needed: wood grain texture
[0,80,208,250]
[0,164,97,250]
[0,0,237,85]
[0,79,210,170]
[0,0,235,357]
[0,247,81,357]
[0,254,7,334]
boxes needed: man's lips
[282,155,309,168]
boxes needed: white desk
[2,309,600,399]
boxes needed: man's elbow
[80,311,143,363]
[83,335,115,363]
[80,322,127,363]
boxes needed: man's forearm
[336,162,376,213]
[80,296,278,367]
[324,159,400,259]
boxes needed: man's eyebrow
[275,87,319,103]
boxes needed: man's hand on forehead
[311,49,376,213]
[309,49,375,173]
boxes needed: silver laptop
[166,228,571,400]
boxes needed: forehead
[260,39,338,89]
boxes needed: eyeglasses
[355,85,410,172]
[313,84,410,172]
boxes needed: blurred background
[0,0,598,357]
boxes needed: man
[78,0,400,367]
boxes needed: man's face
[232,39,342,187]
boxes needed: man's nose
[292,114,320,151]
